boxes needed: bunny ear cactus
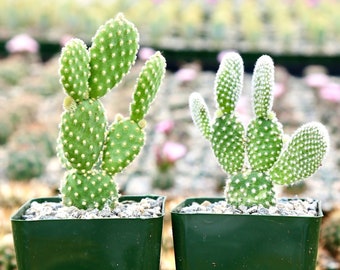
[190,52,245,174]
[58,14,166,210]
[247,55,283,172]
[189,52,329,208]
[101,51,166,175]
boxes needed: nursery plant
[172,52,329,270]
[57,13,166,210]
[11,13,166,270]
[6,148,45,181]
[189,52,329,207]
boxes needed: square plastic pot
[11,195,165,270]
[171,197,323,270]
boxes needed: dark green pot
[171,197,323,270]
[11,195,165,270]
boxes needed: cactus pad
[189,92,212,140]
[214,52,243,114]
[60,99,106,172]
[56,134,72,170]
[227,171,276,207]
[270,122,329,185]
[246,118,283,171]
[102,118,145,175]
[252,55,274,118]
[130,52,166,123]
[59,39,90,102]
[211,114,245,174]
[61,170,119,210]
[88,14,139,99]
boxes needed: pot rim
[171,196,323,218]
[11,194,166,222]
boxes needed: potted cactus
[11,14,166,270]
[171,52,329,270]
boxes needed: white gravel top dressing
[23,197,164,220]
[177,197,320,217]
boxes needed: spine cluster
[189,52,329,207]
[58,14,166,210]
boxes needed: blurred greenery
[0,0,340,53]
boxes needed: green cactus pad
[211,114,245,174]
[189,92,212,140]
[252,55,274,118]
[61,170,119,210]
[102,118,145,175]
[60,99,106,172]
[215,52,243,114]
[130,52,166,123]
[88,13,139,99]
[56,134,73,170]
[227,171,276,207]
[269,122,329,185]
[246,117,283,171]
[59,39,90,102]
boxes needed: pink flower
[60,34,74,47]
[319,83,340,103]
[175,67,197,83]
[6,34,39,54]
[161,141,187,163]
[156,120,174,135]
[138,47,156,61]
[217,50,238,63]
[306,0,320,7]
[236,96,251,126]
[206,0,219,4]
[304,73,329,89]
[236,96,249,115]
[274,83,286,98]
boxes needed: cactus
[57,13,166,210]
[6,149,45,181]
[189,52,329,207]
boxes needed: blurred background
[1,0,340,269]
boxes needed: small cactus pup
[57,13,166,210]
[189,52,329,208]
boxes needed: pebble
[23,197,164,220]
[178,197,320,217]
